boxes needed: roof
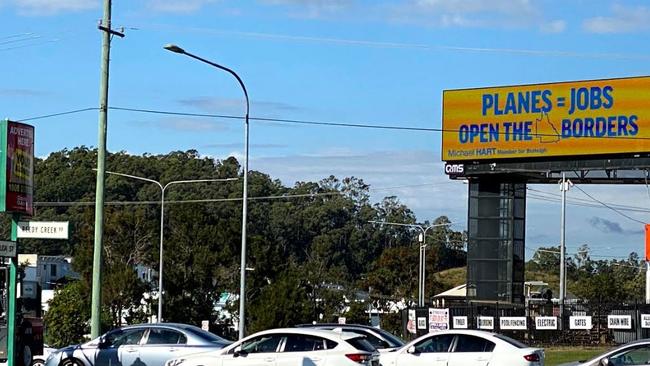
[433,284,466,298]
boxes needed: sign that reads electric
[442,76,650,161]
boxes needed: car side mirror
[600,357,610,366]
[233,346,247,358]
[98,338,110,349]
[407,346,417,355]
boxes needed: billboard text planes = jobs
[442,76,650,161]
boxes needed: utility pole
[91,0,124,338]
[559,173,571,323]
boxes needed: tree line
[5,147,466,346]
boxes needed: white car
[165,328,380,366]
[380,329,544,366]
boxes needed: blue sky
[2,0,650,262]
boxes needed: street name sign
[16,221,69,239]
[0,240,16,257]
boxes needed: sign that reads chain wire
[442,76,650,162]
[0,120,34,215]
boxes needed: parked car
[165,327,380,366]
[557,339,650,366]
[380,329,544,366]
[296,323,405,351]
[32,345,56,366]
[44,323,232,366]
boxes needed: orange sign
[442,76,650,161]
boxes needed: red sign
[2,121,34,215]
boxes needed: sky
[1,0,650,262]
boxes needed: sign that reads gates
[442,76,650,162]
[0,120,34,215]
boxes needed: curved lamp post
[369,220,457,306]
[104,170,237,322]
[163,44,250,339]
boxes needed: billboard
[442,76,650,161]
[0,120,34,215]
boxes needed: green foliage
[43,281,90,348]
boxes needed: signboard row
[409,309,645,333]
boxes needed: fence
[401,300,650,346]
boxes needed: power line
[20,107,98,121]
[572,185,647,225]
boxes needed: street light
[163,43,250,339]
[104,170,237,322]
[369,220,458,306]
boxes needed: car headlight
[165,358,185,366]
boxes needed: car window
[283,335,327,352]
[325,340,338,349]
[146,329,187,345]
[454,335,495,353]
[375,329,405,347]
[105,329,146,347]
[181,325,230,344]
[341,329,389,349]
[414,334,454,353]
[239,335,283,354]
[346,337,376,353]
[609,345,650,365]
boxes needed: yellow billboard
[442,76,650,161]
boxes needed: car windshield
[180,325,231,344]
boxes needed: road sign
[16,221,69,239]
[0,240,16,257]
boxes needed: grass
[544,346,610,366]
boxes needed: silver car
[558,339,650,366]
[44,323,232,366]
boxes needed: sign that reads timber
[453,316,468,329]
[499,317,527,330]
[0,120,34,215]
[442,76,650,162]
[535,316,558,330]
[17,221,69,239]
[569,316,592,330]
[608,315,632,329]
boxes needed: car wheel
[60,358,83,366]
[20,345,33,366]
[31,358,45,366]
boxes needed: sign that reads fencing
[499,317,527,330]
[442,76,650,162]
[429,308,449,332]
[0,240,16,257]
[453,316,468,329]
[569,316,592,330]
[608,315,632,329]
[477,316,494,330]
[17,221,69,239]
[535,316,558,330]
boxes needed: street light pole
[163,44,250,339]
[369,220,457,306]
[103,170,236,322]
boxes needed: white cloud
[258,0,354,19]
[12,0,98,15]
[540,19,566,34]
[146,0,219,13]
[583,4,650,34]
[133,117,230,132]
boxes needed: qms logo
[445,164,464,175]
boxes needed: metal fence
[401,301,650,346]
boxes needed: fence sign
[417,317,427,330]
[477,316,494,330]
[429,308,450,332]
[641,314,650,328]
[569,316,592,330]
[500,317,527,330]
[536,316,558,330]
[608,315,632,329]
[407,310,416,334]
[453,316,468,329]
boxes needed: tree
[44,281,90,347]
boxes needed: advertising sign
[442,76,650,161]
[477,316,494,330]
[429,308,450,332]
[569,316,592,330]
[453,316,468,329]
[641,314,650,328]
[407,310,416,334]
[535,316,558,330]
[608,315,632,329]
[17,221,69,239]
[0,120,34,215]
[499,317,527,330]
